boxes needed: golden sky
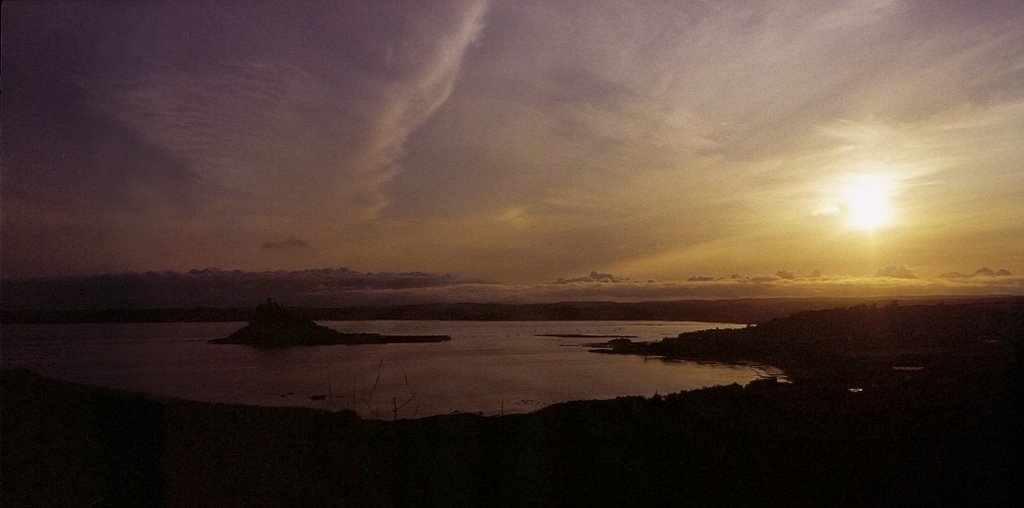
[3,0,1022,298]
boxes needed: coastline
[3,300,1022,505]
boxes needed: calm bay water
[1,320,777,419]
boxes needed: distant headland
[6,295,1021,325]
[210,299,449,347]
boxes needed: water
[1,320,778,419]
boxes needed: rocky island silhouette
[210,299,449,347]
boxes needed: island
[209,299,450,347]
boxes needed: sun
[815,176,895,230]
[843,180,892,230]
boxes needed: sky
[3,0,1023,300]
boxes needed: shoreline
[3,300,1022,505]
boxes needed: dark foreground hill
[4,370,1020,507]
[3,301,1023,506]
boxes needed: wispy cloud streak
[2,0,1021,281]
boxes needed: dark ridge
[209,300,449,347]
[4,295,1021,324]
[536,333,639,338]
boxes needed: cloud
[775,270,797,280]
[261,237,308,250]
[876,266,917,279]
[556,271,628,284]
[3,1,1022,281]
[942,267,1014,279]
[340,272,1024,306]
[4,266,1022,310]
[812,203,842,216]
[101,1,489,223]
[1,71,199,215]
[2,1,491,276]
[688,275,717,282]
[0,267,488,309]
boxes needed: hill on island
[210,300,449,347]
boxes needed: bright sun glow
[843,180,892,230]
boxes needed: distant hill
[3,296,1021,325]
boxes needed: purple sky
[3,0,1023,298]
